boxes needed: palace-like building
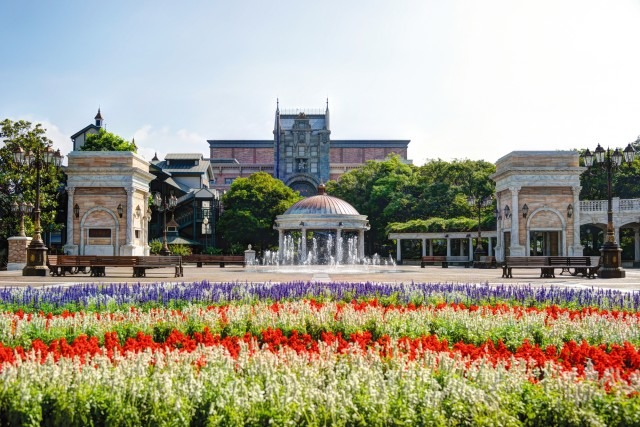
[208,101,411,196]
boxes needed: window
[286,161,293,173]
[310,146,318,157]
[286,146,293,157]
[298,145,305,156]
[310,161,318,173]
[135,229,141,239]
[225,178,235,184]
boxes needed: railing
[580,198,640,212]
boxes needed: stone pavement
[1,264,640,291]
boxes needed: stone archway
[526,207,566,256]
[79,207,121,255]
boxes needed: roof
[154,159,212,175]
[70,124,99,140]
[284,194,360,216]
[165,153,204,160]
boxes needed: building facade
[209,101,410,195]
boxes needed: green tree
[80,128,137,152]
[0,119,64,244]
[218,172,302,251]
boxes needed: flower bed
[0,281,639,425]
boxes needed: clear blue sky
[2,0,639,165]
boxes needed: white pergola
[388,231,498,264]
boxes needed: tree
[0,119,64,246]
[80,129,137,152]
[218,172,302,252]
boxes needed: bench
[47,255,183,278]
[48,255,94,277]
[134,256,183,277]
[550,256,598,279]
[502,256,550,278]
[474,256,497,269]
[182,254,245,268]
[91,256,139,277]
[420,256,472,268]
[569,256,602,278]
[421,256,447,268]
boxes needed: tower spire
[95,107,103,127]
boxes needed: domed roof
[284,185,360,216]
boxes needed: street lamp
[11,198,33,237]
[467,194,493,265]
[13,144,63,276]
[582,142,636,278]
[152,191,177,256]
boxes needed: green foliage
[579,139,640,200]
[218,172,302,251]
[0,119,64,242]
[327,156,496,254]
[203,246,222,255]
[168,244,191,256]
[80,128,137,152]
[148,239,163,255]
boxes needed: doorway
[529,231,560,256]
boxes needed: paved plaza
[1,264,640,292]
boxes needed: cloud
[133,126,208,161]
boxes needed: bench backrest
[505,256,547,266]
[548,256,590,266]
[93,256,138,266]
[446,256,469,262]
[136,256,182,265]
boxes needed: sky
[1,0,639,166]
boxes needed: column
[278,229,284,262]
[429,240,433,256]
[301,228,307,263]
[396,238,401,264]
[422,238,426,257]
[509,186,524,256]
[634,228,640,263]
[66,187,75,247]
[614,226,620,247]
[459,240,464,256]
[446,237,451,257]
[488,237,493,256]
[144,190,150,255]
[358,229,365,261]
[468,237,473,261]
[125,187,134,245]
[571,186,583,256]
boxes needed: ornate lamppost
[13,145,63,276]
[152,191,177,256]
[11,198,33,237]
[582,143,635,278]
[467,194,493,264]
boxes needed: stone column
[301,228,308,263]
[396,237,401,264]
[488,237,493,256]
[509,186,525,256]
[468,237,473,260]
[634,228,640,263]
[144,190,150,255]
[429,239,433,256]
[422,238,426,257]
[63,187,78,255]
[459,240,464,256]
[358,229,365,261]
[571,186,583,256]
[278,229,284,262]
[446,237,451,257]
[126,187,134,245]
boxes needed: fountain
[246,184,397,273]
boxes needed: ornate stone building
[208,101,410,195]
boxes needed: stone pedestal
[7,236,32,271]
[244,245,256,266]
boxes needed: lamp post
[152,191,177,256]
[582,142,635,278]
[11,199,33,237]
[13,145,63,276]
[467,194,493,265]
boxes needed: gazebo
[273,184,370,263]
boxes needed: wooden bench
[91,256,139,277]
[134,256,183,277]
[502,256,550,278]
[420,256,473,268]
[569,256,602,278]
[182,254,245,268]
[48,255,95,277]
[474,256,497,269]
[421,256,447,268]
[550,256,596,279]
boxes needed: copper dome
[284,194,360,216]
